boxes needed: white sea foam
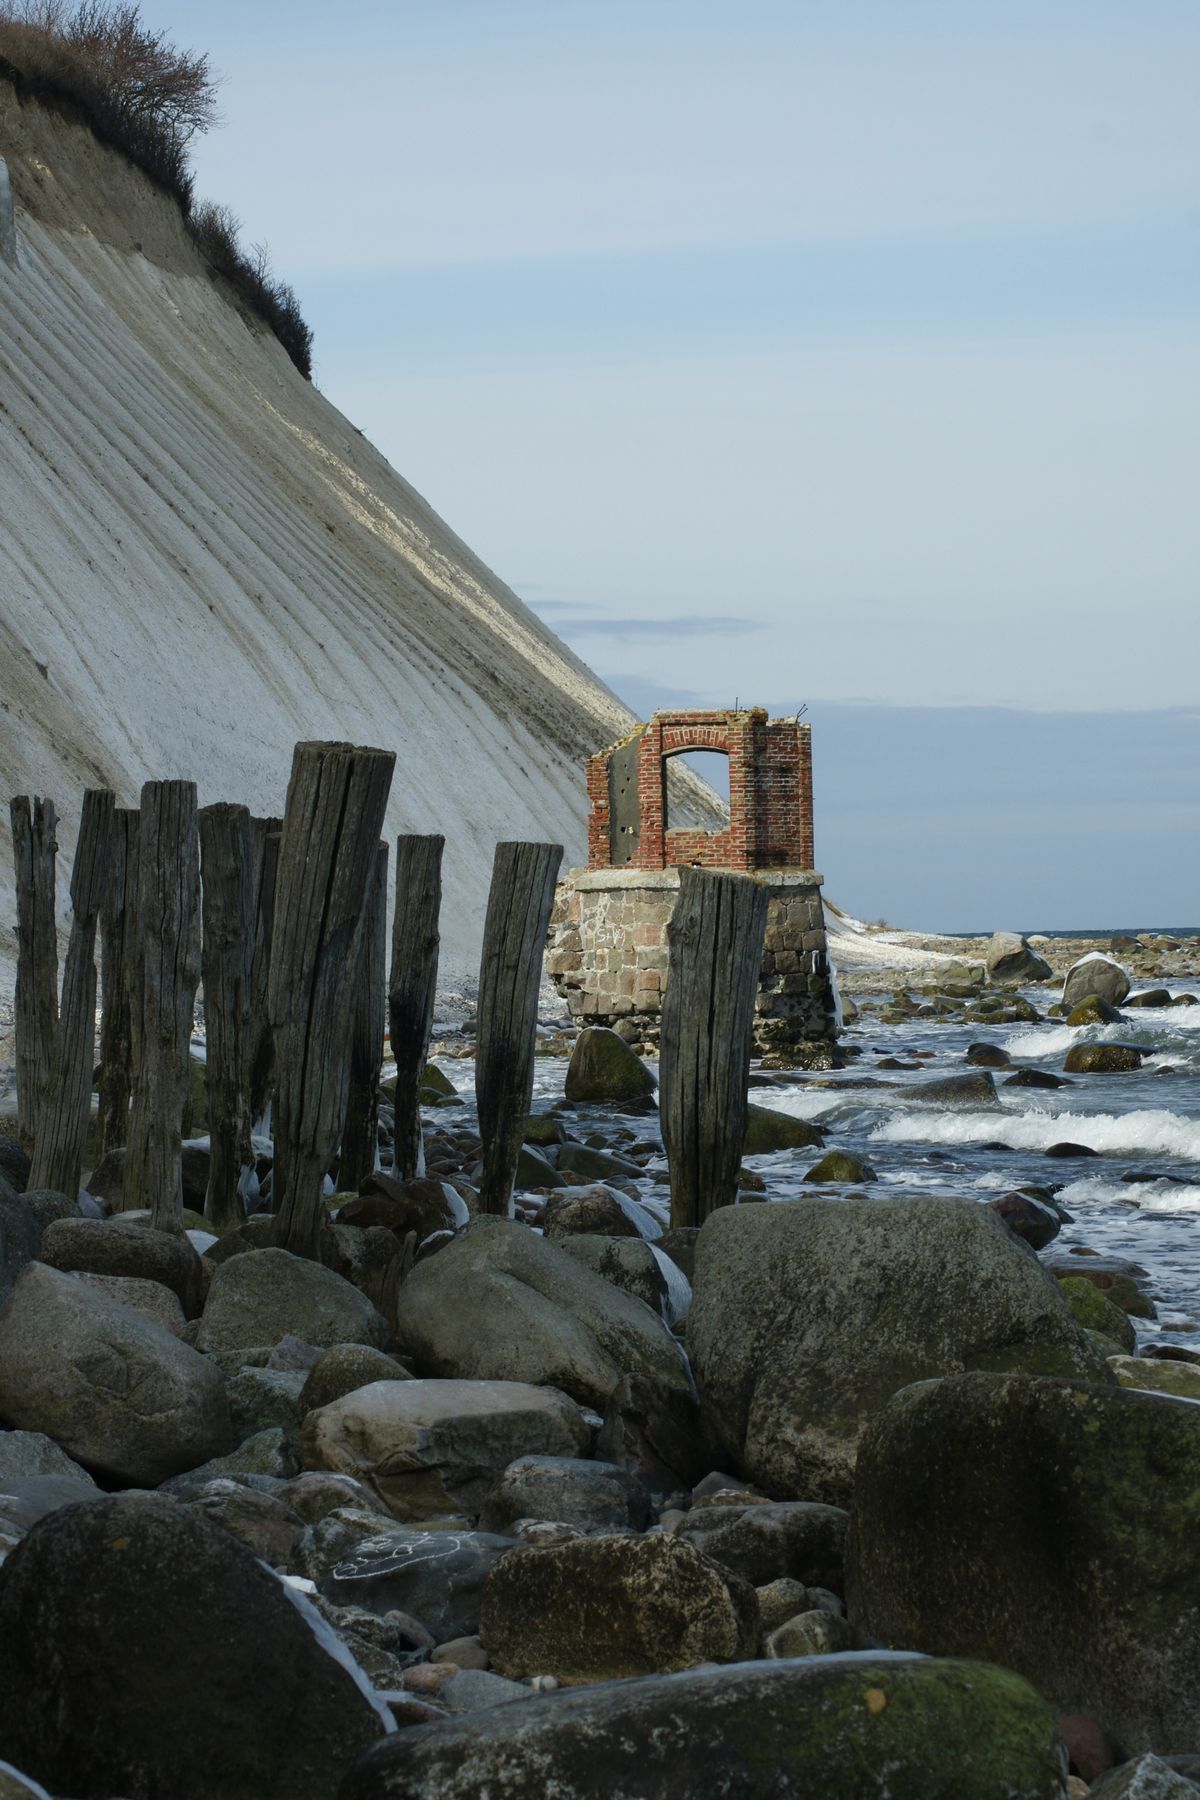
[1055,1176,1200,1213]
[750,1087,855,1122]
[871,1106,1200,1162]
[1003,1004,1200,1062]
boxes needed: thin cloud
[558,614,764,638]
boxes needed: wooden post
[247,815,281,1132]
[387,833,444,1180]
[659,867,769,1230]
[29,790,114,1197]
[339,839,389,1193]
[475,841,562,1215]
[9,796,58,1138]
[124,781,201,1232]
[269,742,395,1261]
[98,806,138,1152]
[199,803,256,1230]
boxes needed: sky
[178,0,1199,927]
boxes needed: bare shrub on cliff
[0,2,313,377]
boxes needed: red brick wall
[586,709,814,872]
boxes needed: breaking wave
[871,1106,1200,1163]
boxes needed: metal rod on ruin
[98,806,138,1153]
[339,838,389,1194]
[199,802,256,1230]
[247,814,281,1133]
[29,789,114,1197]
[659,866,770,1230]
[124,780,201,1231]
[9,795,58,1139]
[475,840,562,1215]
[268,741,395,1261]
[387,833,444,1181]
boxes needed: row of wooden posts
[9,740,771,1250]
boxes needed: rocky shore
[1,940,1199,1797]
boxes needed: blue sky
[179,1,1200,925]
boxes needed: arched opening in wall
[664,749,730,833]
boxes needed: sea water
[435,981,1200,1348]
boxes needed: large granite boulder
[689,1195,1112,1503]
[392,1217,690,1409]
[197,1247,389,1354]
[1062,953,1131,1009]
[0,1263,231,1484]
[847,1371,1200,1753]
[563,1028,656,1105]
[0,1430,97,1488]
[341,1654,1067,1799]
[0,1495,390,1799]
[987,932,1054,984]
[300,1378,590,1520]
[675,1498,847,1591]
[478,1455,649,1536]
[40,1215,204,1316]
[480,1533,759,1682]
[299,1509,515,1639]
[741,1103,824,1153]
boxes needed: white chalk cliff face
[0,84,636,995]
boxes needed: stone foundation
[546,868,838,1066]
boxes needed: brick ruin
[546,708,839,1064]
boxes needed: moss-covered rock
[418,1062,458,1100]
[741,1103,824,1154]
[847,1370,1200,1753]
[1055,1275,1137,1352]
[1108,1355,1200,1401]
[764,1607,855,1657]
[690,1195,1112,1505]
[480,1533,758,1682]
[1066,996,1124,1026]
[563,1028,656,1105]
[803,1150,877,1184]
[340,1654,1068,1799]
[1063,1044,1142,1074]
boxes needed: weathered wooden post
[269,742,395,1261]
[339,839,389,1193]
[475,841,562,1214]
[387,833,444,1180]
[659,867,770,1229]
[199,802,256,1229]
[9,795,58,1138]
[124,781,201,1231]
[98,806,138,1152]
[247,815,281,1132]
[29,790,114,1197]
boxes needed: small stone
[765,1608,855,1658]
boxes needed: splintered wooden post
[659,867,770,1230]
[475,840,563,1214]
[199,803,256,1230]
[247,815,281,1132]
[388,833,444,1180]
[269,742,395,1261]
[124,781,201,1232]
[29,789,114,1197]
[98,807,138,1151]
[339,839,389,1193]
[9,795,58,1137]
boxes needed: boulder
[299,1509,515,1638]
[343,1173,467,1242]
[1124,990,1173,1010]
[674,1498,847,1590]
[1048,1258,1155,1320]
[181,1480,305,1565]
[1066,995,1124,1026]
[764,1608,855,1657]
[392,1217,690,1409]
[0,1495,389,1799]
[301,1378,590,1520]
[0,1759,52,1797]
[563,1028,656,1105]
[965,1042,1011,1068]
[741,1103,824,1153]
[478,1455,649,1536]
[556,1234,673,1317]
[911,1070,999,1106]
[595,1371,721,1494]
[40,1215,204,1316]
[1005,1068,1069,1089]
[1063,954,1131,1009]
[0,1263,231,1484]
[0,1196,41,1305]
[341,1654,1067,1799]
[196,1247,390,1354]
[0,1476,102,1541]
[0,1430,97,1488]
[480,1533,758,1682]
[160,1426,300,1492]
[846,1371,1200,1753]
[514,1143,564,1189]
[69,1270,189,1335]
[225,1366,308,1442]
[689,1195,1112,1504]
[542,1184,652,1239]
[802,1149,877,1184]
[1109,1356,1200,1401]
[555,1143,645,1184]
[987,1190,1061,1250]
[1063,1044,1142,1074]
[1092,1758,1200,1798]
[987,933,1054,985]
[10,1189,76,1232]
[1055,1276,1137,1352]
[300,1343,412,1414]
[0,1138,31,1193]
